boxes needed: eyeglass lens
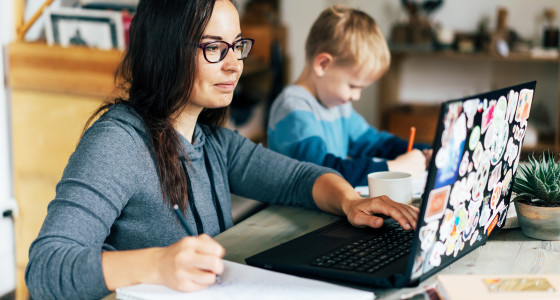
[204,39,253,63]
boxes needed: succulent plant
[513,152,560,207]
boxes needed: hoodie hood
[102,103,205,161]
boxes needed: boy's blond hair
[305,5,390,77]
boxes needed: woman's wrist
[102,247,164,291]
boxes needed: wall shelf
[379,50,560,154]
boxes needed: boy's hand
[386,149,426,178]
[342,195,419,230]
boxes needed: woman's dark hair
[85,0,232,212]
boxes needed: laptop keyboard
[310,223,413,273]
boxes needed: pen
[173,204,222,284]
[407,126,416,152]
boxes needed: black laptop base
[245,219,415,288]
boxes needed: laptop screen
[408,81,536,282]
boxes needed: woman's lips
[215,81,237,91]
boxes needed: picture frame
[45,7,125,50]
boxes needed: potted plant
[512,152,560,240]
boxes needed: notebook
[246,81,537,288]
[116,260,374,300]
[437,274,560,300]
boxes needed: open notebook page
[116,260,374,300]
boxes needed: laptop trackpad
[319,222,374,239]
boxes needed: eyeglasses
[198,38,255,63]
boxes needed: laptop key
[310,226,413,273]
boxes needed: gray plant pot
[514,200,560,241]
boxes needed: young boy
[267,5,431,187]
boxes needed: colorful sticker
[513,124,526,141]
[435,114,466,188]
[487,162,502,192]
[463,99,479,129]
[504,137,518,166]
[454,204,469,234]
[468,196,482,212]
[472,142,483,169]
[515,89,534,128]
[479,202,491,227]
[463,210,479,240]
[486,214,499,235]
[420,221,439,251]
[493,96,508,129]
[490,182,503,210]
[497,205,508,227]
[490,122,508,165]
[450,178,470,209]
[502,170,512,196]
[472,152,490,201]
[445,234,459,256]
[470,230,480,246]
[506,90,518,123]
[481,101,495,134]
[425,185,451,221]
[428,241,446,267]
[469,126,481,150]
[484,123,495,149]
[439,209,455,242]
[458,151,469,177]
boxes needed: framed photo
[45,7,125,50]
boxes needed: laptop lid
[246,81,536,288]
[406,81,536,284]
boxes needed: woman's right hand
[154,234,225,292]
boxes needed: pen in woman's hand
[173,204,195,236]
[173,204,222,284]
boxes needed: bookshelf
[379,50,560,154]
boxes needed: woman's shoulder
[80,104,148,152]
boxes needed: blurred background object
[390,0,443,52]
[543,7,559,48]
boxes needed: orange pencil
[407,126,416,152]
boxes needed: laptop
[246,81,537,288]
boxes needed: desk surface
[104,204,560,300]
[214,205,560,300]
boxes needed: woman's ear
[312,53,334,77]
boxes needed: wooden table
[213,205,560,300]
[104,204,560,300]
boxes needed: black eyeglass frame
[198,38,255,63]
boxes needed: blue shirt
[268,85,428,186]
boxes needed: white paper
[116,260,374,300]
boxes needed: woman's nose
[222,49,242,72]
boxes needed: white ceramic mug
[367,171,413,205]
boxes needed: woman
[25,0,419,299]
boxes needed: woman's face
[189,0,243,112]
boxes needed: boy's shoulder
[274,84,318,111]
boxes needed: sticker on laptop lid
[425,185,451,221]
[515,89,534,128]
[506,89,519,123]
[463,98,479,129]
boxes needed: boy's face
[315,63,378,108]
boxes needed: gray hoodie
[25,104,334,299]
